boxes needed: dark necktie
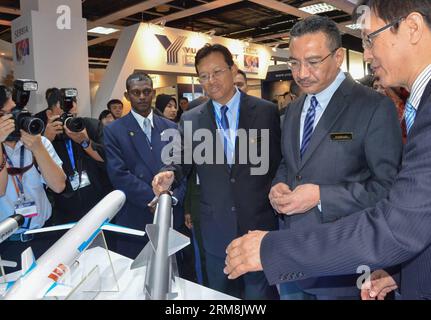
[300,96,318,159]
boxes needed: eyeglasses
[129,88,153,97]
[287,48,339,72]
[362,17,405,50]
[198,67,230,83]
[7,161,34,176]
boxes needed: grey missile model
[0,214,25,244]
[131,191,190,300]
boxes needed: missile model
[131,191,190,300]
[0,214,24,244]
[2,190,145,300]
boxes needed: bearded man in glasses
[226,15,403,300]
[104,72,186,259]
[0,85,66,270]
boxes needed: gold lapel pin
[129,131,135,137]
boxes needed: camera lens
[20,117,44,135]
[65,117,84,132]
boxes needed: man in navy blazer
[225,0,431,300]
[104,72,185,259]
[152,44,281,299]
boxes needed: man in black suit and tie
[152,44,281,299]
[225,0,431,300]
[263,15,403,300]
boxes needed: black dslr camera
[7,79,45,142]
[58,88,85,132]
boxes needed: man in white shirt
[0,85,66,269]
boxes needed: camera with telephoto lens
[58,88,85,133]
[7,79,45,142]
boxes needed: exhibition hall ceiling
[0,0,361,68]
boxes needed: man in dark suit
[225,0,431,300]
[152,44,281,299]
[104,72,185,259]
[272,16,402,300]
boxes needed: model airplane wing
[25,222,145,237]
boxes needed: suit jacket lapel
[231,93,258,177]
[123,112,158,175]
[151,115,164,169]
[289,95,306,168]
[299,76,355,169]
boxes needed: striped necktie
[405,101,416,134]
[300,96,318,159]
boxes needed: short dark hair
[290,15,342,51]
[195,43,234,74]
[45,87,62,109]
[179,96,189,103]
[99,109,114,121]
[107,99,123,110]
[126,72,153,91]
[236,69,247,82]
[354,0,431,29]
[0,85,12,109]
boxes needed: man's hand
[0,114,15,143]
[269,183,292,213]
[152,171,174,196]
[64,126,89,145]
[44,116,63,141]
[20,131,44,154]
[361,269,398,300]
[224,230,268,280]
[185,213,193,229]
[275,184,320,215]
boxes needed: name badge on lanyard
[66,139,91,191]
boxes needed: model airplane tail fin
[21,247,36,276]
[0,259,17,268]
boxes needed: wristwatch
[80,139,90,149]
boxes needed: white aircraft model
[1,190,145,300]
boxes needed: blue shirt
[212,88,241,164]
[300,70,346,146]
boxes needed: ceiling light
[299,3,337,14]
[88,27,119,35]
[345,23,362,30]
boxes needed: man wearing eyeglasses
[104,72,186,259]
[225,15,403,300]
[225,0,431,301]
[152,44,281,299]
[0,85,66,270]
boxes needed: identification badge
[330,132,353,141]
[79,171,91,188]
[69,171,80,191]
[14,195,38,230]
[69,171,91,191]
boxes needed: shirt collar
[131,108,154,128]
[309,70,346,109]
[212,87,241,112]
[408,64,431,110]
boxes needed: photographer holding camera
[0,84,66,268]
[39,88,112,226]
